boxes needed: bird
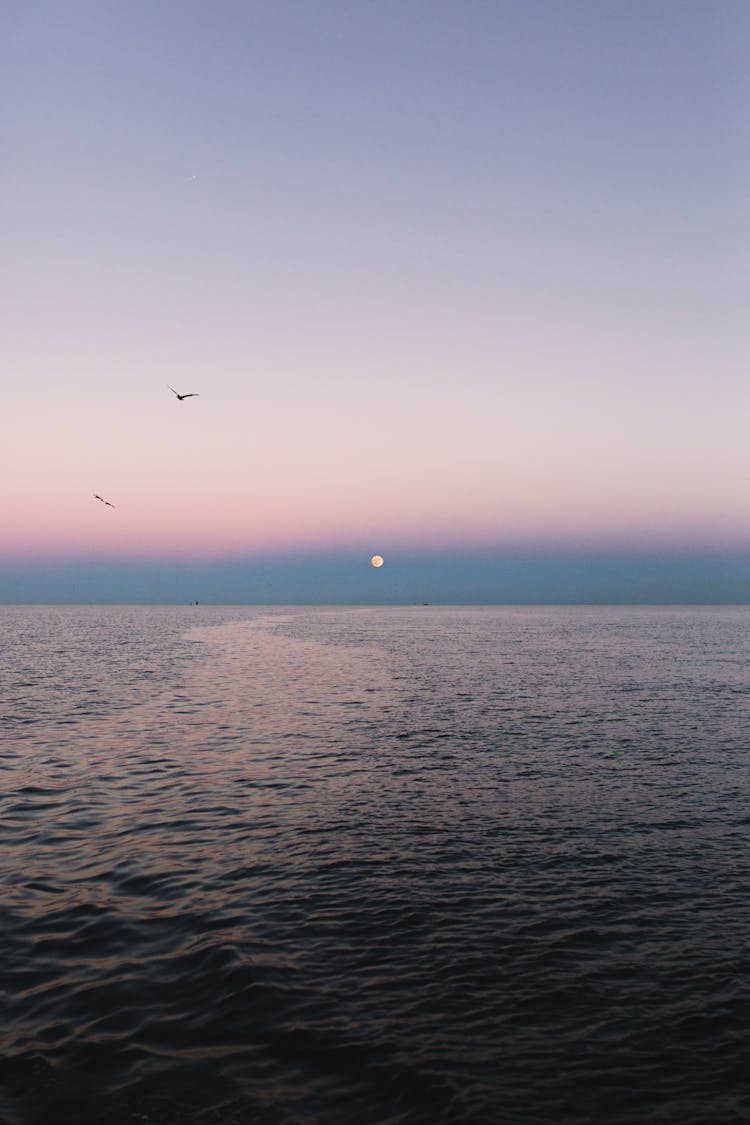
[94,494,115,508]
[168,385,199,401]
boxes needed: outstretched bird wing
[167,385,199,399]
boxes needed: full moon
[371,555,384,568]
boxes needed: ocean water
[2,604,749,1125]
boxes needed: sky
[2,1,749,602]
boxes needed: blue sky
[2,1,749,601]
[2,549,748,605]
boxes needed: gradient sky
[2,1,750,600]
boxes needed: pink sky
[3,3,749,565]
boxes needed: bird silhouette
[94,494,115,508]
[168,385,199,401]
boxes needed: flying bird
[168,385,199,401]
[94,494,115,508]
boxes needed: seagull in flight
[94,494,115,508]
[168,385,199,401]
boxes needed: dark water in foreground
[2,605,749,1125]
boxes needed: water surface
[2,605,749,1123]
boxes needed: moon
[371,555,384,568]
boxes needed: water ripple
[1,606,750,1123]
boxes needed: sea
[2,604,749,1125]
